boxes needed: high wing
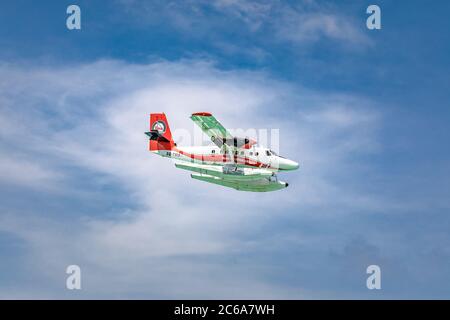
[190,112,256,149]
[190,112,233,147]
[174,162,288,192]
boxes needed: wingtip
[192,112,212,117]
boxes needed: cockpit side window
[266,150,271,156]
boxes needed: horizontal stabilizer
[145,130,170,142]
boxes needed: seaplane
[145,113,299,192]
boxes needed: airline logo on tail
[151,120,166,134]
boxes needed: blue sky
[0,0,449,299]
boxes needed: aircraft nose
[280,159,299,171]
[289,160,300,170]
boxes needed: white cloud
[0,156,61,189]
[0,59,382,298]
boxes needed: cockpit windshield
[269,149,285,158]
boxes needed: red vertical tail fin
[147,113,175,151]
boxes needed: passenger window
[249,152,253,156]
[212,150,215,154]
[240,151,244,155]
[255,152,259,156]
[235,151,238,155]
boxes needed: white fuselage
[153,145,299,172]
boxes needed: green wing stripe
[190,114,233,140]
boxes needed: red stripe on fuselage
[173,148,271,169]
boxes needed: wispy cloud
[0,156,61,189]
[275,8,368,45]
[115,0,369,58]
[212,0,368,45]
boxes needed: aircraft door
[258,149,271,168]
